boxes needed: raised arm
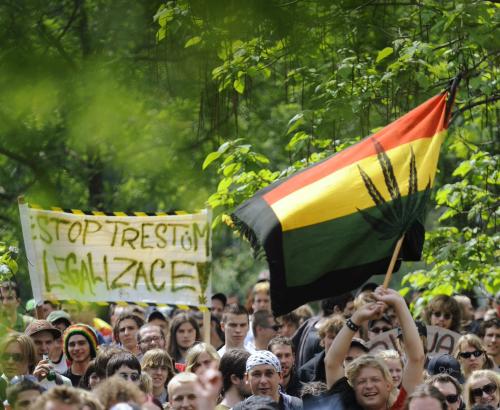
[325,301,384,389]
[373,286,425,394]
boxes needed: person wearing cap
[325,286,425,410]
[427,354,465,384]
[242,350,302,410]
[0,281,33,333]
[425,373,463,410]
[46,310,72,334]
[46,310,72,375]
[62,324,99,386]
[147,309,170,335]
[24,320,72,389]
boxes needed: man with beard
[239,350,302,409]
[62,324,99,386]
[216,349,252,409]
[268,336,302,397]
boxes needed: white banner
[19,203,212,307]
[367,325,461,356]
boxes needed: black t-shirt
[63,368,82,387]
[304,377,363,410]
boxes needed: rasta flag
[232,92,453,315]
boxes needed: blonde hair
[453,334,493,376]
[185,342,219,373]
[346,355,393,388]
[464,370,500,409]
[93,376,145,409]
[1,332,37,373]
[141,348,175,386]
[167,372,198,397]
[318,315,345,340]
[139,372,153,394]
[79,390,104,410]
[376,349,404,369]
[253,281,270,296]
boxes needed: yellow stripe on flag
[272,133,445,231]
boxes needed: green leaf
[376,47,394,63]
[252,153,270,164]
[453,161,473,177]
[202,152,222,170]
[218,177,232,192]
[223,163,241,177]
[287,113,304,135]
[233,78,245,94]
[156,27,166,42]
[185,36,202,48]
[286,131,309,151]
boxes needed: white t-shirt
[217,341,256,357]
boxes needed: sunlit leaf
[376,47,394,63]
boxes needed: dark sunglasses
[432,311,452,320]
[444,394,459,404]
[370,327,391,334]
[471,383,497,398]
[458,350,483,359]
[1,353,23,362]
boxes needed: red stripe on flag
[264,93,448,205]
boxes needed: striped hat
[63,323,99,360]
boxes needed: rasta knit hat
[63,323,99,361]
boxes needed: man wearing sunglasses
[252,311,281,351]
[425,373,464,410]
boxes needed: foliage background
[0,0,498,307]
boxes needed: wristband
[346,318,360,332]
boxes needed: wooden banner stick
[202,308,211,344]
[383,234,405,288]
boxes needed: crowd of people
[0,278,499,410]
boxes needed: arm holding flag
[373,286,425,394]
[324,301,385,389]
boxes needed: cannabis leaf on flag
[232,92,453,315]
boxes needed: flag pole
[383,235,405,288]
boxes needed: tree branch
[57,0,81,40]
[450,93,500,124]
